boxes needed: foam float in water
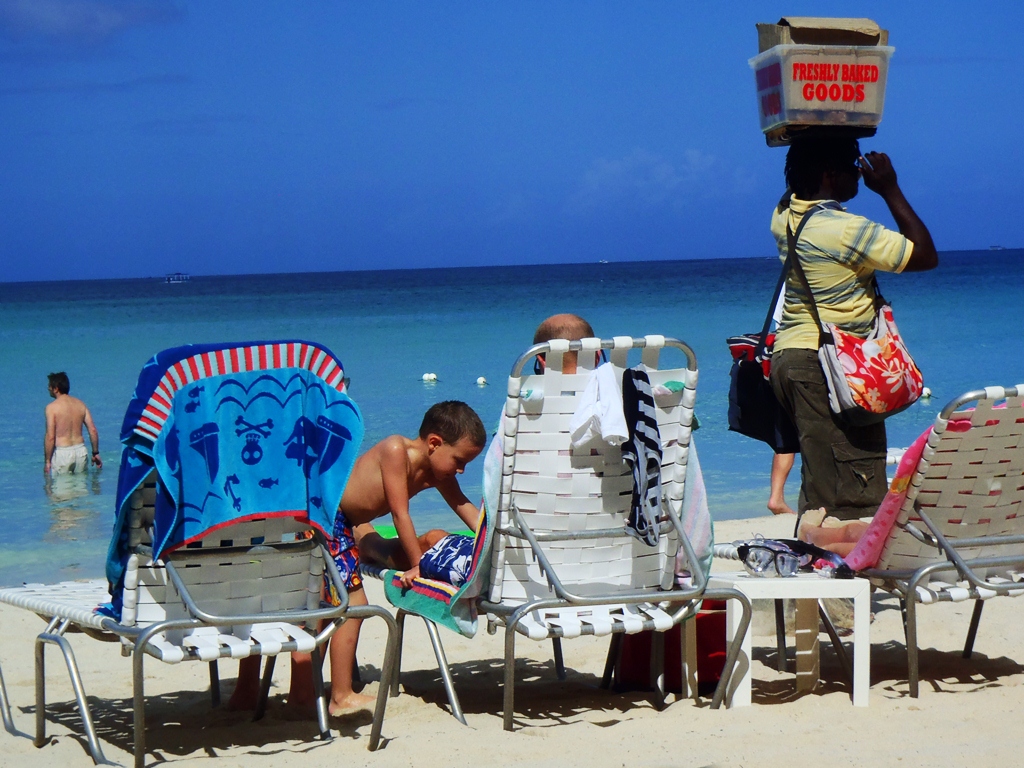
[422,373,438,382]
[476,376,487,386]
[921,387,932,399]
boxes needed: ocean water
[1,250,1021,586]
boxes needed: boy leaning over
[325,400,486,714]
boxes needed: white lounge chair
[477,334,750,729]
[0,341,399,767]
[859,384,1024,696]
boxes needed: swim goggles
[735,536,811,578]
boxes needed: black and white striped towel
[621,367,662,546]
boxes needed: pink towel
[842,428,931,571]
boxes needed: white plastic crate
[750,44,894,139]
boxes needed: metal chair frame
[9,527,398,767]
[479,336,751,729]
[861,385,1024,696]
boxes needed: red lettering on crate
[793,62,845,82]
[793,60,881,99]
[760,91,782,117]
[800,80,869,103]
[756,62,782,91]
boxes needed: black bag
[726,205,824,452]
[727,335,798,452]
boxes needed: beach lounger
[857,384,1024,696]
[368,336,750,727]
[0,341,398,766]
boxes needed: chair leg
[711,589,752,710]
[552,637,566,681]
[905,596,921,698]
[649,630,666,710]
[391,610,406,698]
[600,634,622,690]
[132,642,148,768]
[309,646,331,741]
[0,659,14,735]
[899,598,909,645]
[502,623,518,731]
[253,655,276,722]
[36,627,108,766]
[963,599,984,659]
[367,607,399,751]
[818,602,853,687]
[208,660,221,708]
[774,599,788,673]
[421,618,467,725]
[681,619,698,700]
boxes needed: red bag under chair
[609,600,727,696]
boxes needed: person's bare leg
[418,529,448,551]
[283,652,317,716]
[327,586,375,716]
[768,452,797,516]
[226,655,263,710]
[800,520,869,557]
[357,526,450,570]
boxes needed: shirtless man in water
[44,372,102,475]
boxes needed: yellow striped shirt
[771,195,913,352]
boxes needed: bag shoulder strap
[753,255,790,358]
[761,201,832,354]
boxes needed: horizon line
[3,247,1020,287]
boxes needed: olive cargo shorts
[770,348,887,520]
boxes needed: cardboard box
[757,17,888,52]
[751,18,892,147]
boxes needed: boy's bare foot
[328,691,376,717]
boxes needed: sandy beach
[0,512,1020,768]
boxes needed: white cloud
[0,0,183,45]
[565,148,718,215]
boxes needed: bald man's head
[533,313,594,345]
[533,313,595,374]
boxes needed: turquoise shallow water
[1,251,1022,586]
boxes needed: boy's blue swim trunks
[324,510,362,605]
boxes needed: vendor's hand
[399,565,421,589]
[859,151,899,196]
[92,452,103,469]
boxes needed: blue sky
[2,1,1021,281]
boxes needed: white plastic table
[708,571,870,707]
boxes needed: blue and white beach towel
[103,341,364,619]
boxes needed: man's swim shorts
[418,534,474,587]
[50,443,88,475]
[325,510,362,605]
